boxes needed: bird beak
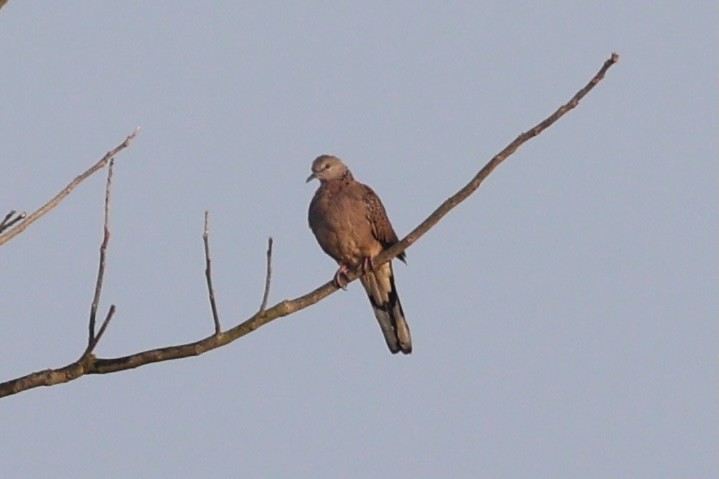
[306,172,316,183]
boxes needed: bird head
[306,155,349,183]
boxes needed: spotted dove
[306,155,412,354]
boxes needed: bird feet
[333,257,375,290]
[361,256,375,274]
[333,264,351,290]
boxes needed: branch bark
[0,54,618,398]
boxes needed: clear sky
[1,2,716,478]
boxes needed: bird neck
[340,169,354,183]
[321,169,354,187]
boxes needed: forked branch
[0,210,26,235]
[0,54,619,398]
[0,128,139,247]
[84,158,117,355]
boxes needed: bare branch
[203,211,222,335]
[1,210,15,226]
[0,210,26,234]
[0,127,140,247]
[92,305,117,349]
[259,237,274,312]
[85,158,115,354]
[0,54,619,398]
[373,53,621,271]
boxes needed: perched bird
[307,155,412,354]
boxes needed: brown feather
[307,155,412,354]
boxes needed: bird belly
[327,213,370,266]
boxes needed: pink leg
[333,263,351,290]
[361,256,375,274]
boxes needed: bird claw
[333,264,350,290]
[333,257,375,289]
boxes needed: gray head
[306,155,350,183]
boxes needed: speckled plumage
[307,155,411,354]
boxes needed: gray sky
[1,2,716,478]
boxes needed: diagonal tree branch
[0,54,619,398]
[0,128,140,247]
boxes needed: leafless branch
[374,53,621,271]
[84,158,116,355]
[0,210,26,235]
[203,211,222,335]
[0,127,140,247]
[0,54,619,398]
[92,305,117,351]
[259,237,274,312]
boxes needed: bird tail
[360,262,412,354]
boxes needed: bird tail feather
[360,263,412,354]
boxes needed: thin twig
[259,237,273,312]
[92,305,117,349]
[0,210,26,234]
[0,127,140,247]
[0,210,14,226]
[203,211,221,335]
[0,54,619,399]
[85,158,115,354]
